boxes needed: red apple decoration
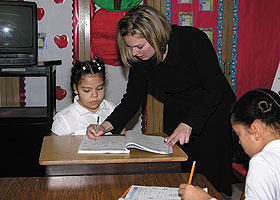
[54,35,68,49]
[54,0,64,4]
[37,8,45,21]
[56,86,67,101]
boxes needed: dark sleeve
[106,66,148,133]
[182,29,233,134]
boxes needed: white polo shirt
[245,139,280,200]
[51,96,116,135]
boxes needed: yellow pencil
[120,185,132,198]
[188,161,196,184]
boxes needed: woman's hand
[164,123,192,147]
[178,184,213,200]
[86,121,113,140]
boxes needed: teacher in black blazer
[87,5,236,195]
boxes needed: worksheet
[120,185,181,200]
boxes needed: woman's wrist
[101,121,113,132]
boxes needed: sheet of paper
[123,185,181,200]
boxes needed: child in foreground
[51,59,124,136]
[178,88,280,200]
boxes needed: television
[0,1,38,66]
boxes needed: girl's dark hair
[231,88,280,130]
[70,58,105,101]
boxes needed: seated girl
[179,88,280,200]
[51,59,125,136]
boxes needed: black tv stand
[0,60,61,177]
[0,60,61,124]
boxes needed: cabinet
[0,60,61,177]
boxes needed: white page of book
[78,135,129,153]
[125,131,173,154]
[121,185,181,200]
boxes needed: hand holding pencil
[178,161,213,200]
[86,120,113,140]
[86,116,103,140]
[178,183,213,200]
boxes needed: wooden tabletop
[39,133,188,165]
[0,173,224,200]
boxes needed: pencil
[96,116,100,132]
[120,185,132,198]
[188,161,196,184]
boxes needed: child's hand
[86,121,113,139]
[86,124,104,140]
[178,184,213,200]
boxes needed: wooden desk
[0,173,224,200]
[39,134,188,176]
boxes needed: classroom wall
[25,0,73,108]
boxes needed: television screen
[0,1,37,66]
[0,6,33,48]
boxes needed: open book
[78,130,173,154]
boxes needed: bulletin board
[167,0,223,63]
[233,0,280,98]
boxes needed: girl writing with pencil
[179,88,280,200]
[51,59,125,136]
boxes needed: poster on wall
[199,0,213,11]
[178,12,193,26]
[199,28,213,43]
[178,0,193,4]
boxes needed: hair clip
[256,89,280,108]
[93,60,100,66]
[82,66,86,70]
[92,59,103,71]
[258,101,272,114]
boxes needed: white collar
[262,139,280,151]
[73,95,109,115]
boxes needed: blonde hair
[117,5,171,67]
